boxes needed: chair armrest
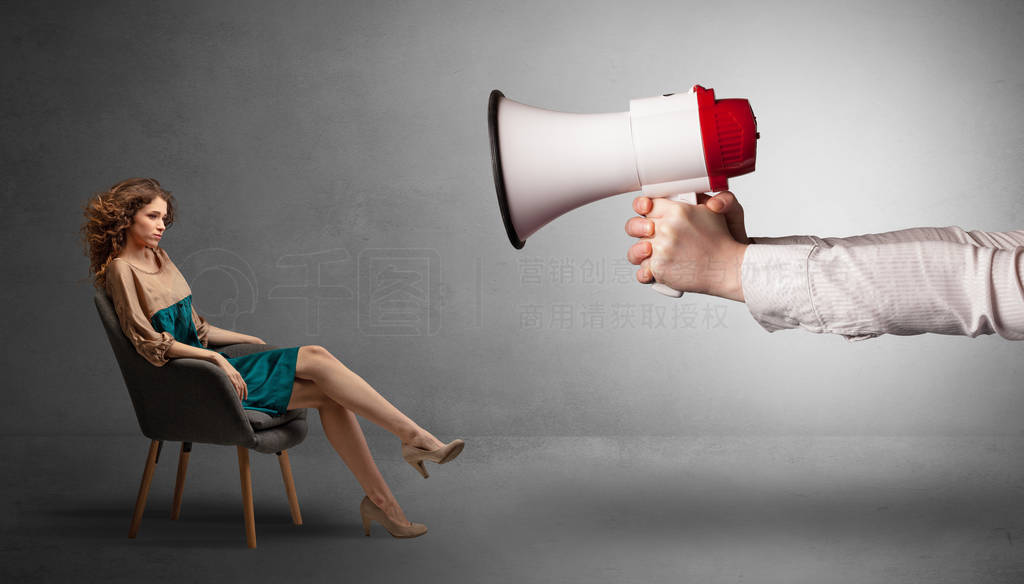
[126,356,257,448]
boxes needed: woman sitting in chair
[80,177,463,539]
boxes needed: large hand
[624,191,748,301]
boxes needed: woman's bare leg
[285,346,447,525]
[291,378,412,524]
[289,345,444,451]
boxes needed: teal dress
[151,294,299,416]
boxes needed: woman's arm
[164,340,225,362]
[205,324,265,346]
[164,339,250,401]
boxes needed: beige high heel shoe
[360,496,427,539]
[402,439,465,478]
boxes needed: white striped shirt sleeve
[740,227,1024,341]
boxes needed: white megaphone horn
[488,85,759,297]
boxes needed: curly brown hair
[80,178,177,290]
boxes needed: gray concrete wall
[4,0,1023,437]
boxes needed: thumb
[708,191,749,243]
[707,191,737,214]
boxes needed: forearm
[741,239,1024,340]
[751,226,1024,249]
[205,324,260,346]
[164,340,222,362]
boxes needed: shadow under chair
[94,290,308,548]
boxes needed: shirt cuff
[741,243,822,333]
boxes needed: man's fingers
[632,196,652,215]
[640,193,735,216]
[627,240,652,265]
[625,216,654,238]
[710,190,748,242]
[637,258,653,283]
[647,197,691,218]
[708,191,740,214]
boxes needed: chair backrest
[94,289,257,446]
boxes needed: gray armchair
[94,290,308,548]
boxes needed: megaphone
[488,85,758,297]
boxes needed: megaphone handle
[649,192,698,298]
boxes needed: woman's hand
[624,191,749,302]
[244,335,266,345]
[214,354,248,402]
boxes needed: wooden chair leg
[276,450,303,525]
[129,440,161,538]
[171,442,191,520]
[237,446,257,549]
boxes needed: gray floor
[3,434,1024,583]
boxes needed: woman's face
[127,197,168,250]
